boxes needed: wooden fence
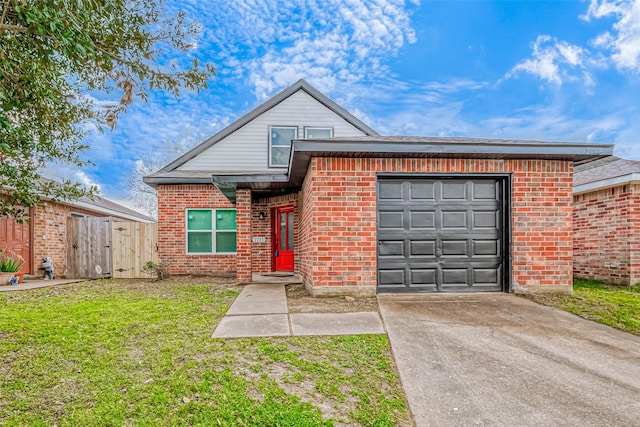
[67,217,158,279]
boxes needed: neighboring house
[0,194,154,277]
[144,79,613,295]
[574,156,640,285]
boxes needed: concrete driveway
[378,293,640,427]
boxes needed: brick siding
[236,189,252,283]
[574,184,640,285]
[298,157,574,292]
[158,158,574,293]
[157,184,236,275]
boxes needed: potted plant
[0,248,24,285]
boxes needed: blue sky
[46,0,640,213]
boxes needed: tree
[125,156,165,219]
[0,0,215,221]
[124,139,193,219]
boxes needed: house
[574,156,640,285]
[0,194,154,277]
[144,79,613,295]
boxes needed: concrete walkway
[212,284,385,338]
[0,278,84,292]
[378,293,640,427]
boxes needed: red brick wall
[32,203,73,277]
[236,189,252,283]
[157,184,236,275]
[573,184,638,285]
[299,157,574,292]
[298,163,315,288]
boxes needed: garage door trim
[376,173,512,293]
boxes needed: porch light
[258,212,266,220]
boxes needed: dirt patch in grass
[285,283,379,314]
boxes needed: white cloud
[583,0,640,71]
[508,1,640,86]
[75,171,102,191]
[507,35,590,86]
[42,166,102,192]
[190,0,418,97]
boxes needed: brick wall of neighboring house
[31,203,109,277]
[573,184,640,285]
[157,184,236,275]
[298,157,574,294]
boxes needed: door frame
[271,205,295,271]
[375,172,512,293]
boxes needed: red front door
[0,209,33,274]
[273,206,294,271]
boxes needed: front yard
[0,278,412,426]
[525,279,640,335]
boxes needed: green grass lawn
[0,278,412,426]
[525,279,640,335]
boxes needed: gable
[177,89,370,172]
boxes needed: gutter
[573,173,640,195]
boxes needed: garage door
[377,176,505,293]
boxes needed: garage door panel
[473,211,499,228]
[441,240,468,257]
[472,181,498,200]
[441,268,469,286]
[441,211,468,228]
[410,181,435,200]
[379,181,404,200]
[473,240,500,256]
[410,211,435,228]
[474,268,500,285]
[377,176,505,293]
[442,181,467,200]
[379,211,404,229]
[411,269,437,285]
[378,240,405,257]
[409,240,436,256]
[379,270,405,287]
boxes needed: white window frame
[269,125,298,168]
[304,127,333,139]
[185,208,237,254]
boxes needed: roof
[152,79,379,175]
[69,194,156,222]
[574,156,640,194]
[32,178,155,222]
[210,136,614,202]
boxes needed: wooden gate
[111,220,158,278]
[67,217,112,279]
[67,217,158,279]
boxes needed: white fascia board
[573,173,640,195]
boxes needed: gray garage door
[377,176,505,292]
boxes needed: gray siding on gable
[177,91,367,172]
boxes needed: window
[186,209,236,253]
[304,127,333,139]
[269,126,297,167]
